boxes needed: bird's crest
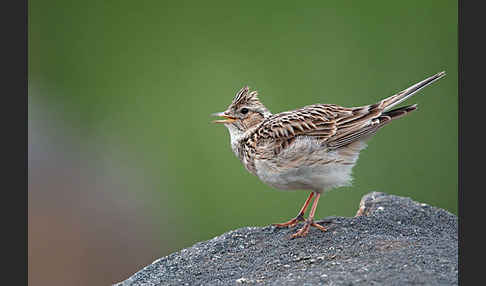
[231,86,261,107]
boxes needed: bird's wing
[254,104,346,142]
[249,71,444,153]
[251,102,416,152]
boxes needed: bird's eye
[240,108,249,114]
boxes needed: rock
[114,192,458,286]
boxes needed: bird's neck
[227,123,261,161]
[225,124,245,149]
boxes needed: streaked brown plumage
[212,71,445,238]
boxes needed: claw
[273,213,305,228]
[290,219,327,239]
[272,193,314,229]
[272,192,328,238]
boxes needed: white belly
[254,137,366,192]
[255,157,354,192]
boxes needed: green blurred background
[29,1,457,285]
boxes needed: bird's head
[212,86,271,138]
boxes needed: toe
[311,222,328,232]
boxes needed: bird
[212,71,445,238]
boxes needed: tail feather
[382,104,418,121]
[326,71,445,150]
[327,104,418,150]
[380,71,445,112]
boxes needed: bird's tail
[326,71,445,150]
[378,71,446,112]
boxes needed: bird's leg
[291,191,328,238]
[273,192,314,228]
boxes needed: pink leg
[273,192,314,228]
[291,192,327,238]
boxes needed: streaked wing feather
[254,105,344,142]
[252,102,417,152]
[327,104,418,149]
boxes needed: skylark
[212,71,445,238]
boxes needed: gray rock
[114,192,458,286]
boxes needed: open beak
[211,112,237,124]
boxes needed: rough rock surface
[114,192,458,286]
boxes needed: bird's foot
[291,219,327,239]
[272,213,305,228]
